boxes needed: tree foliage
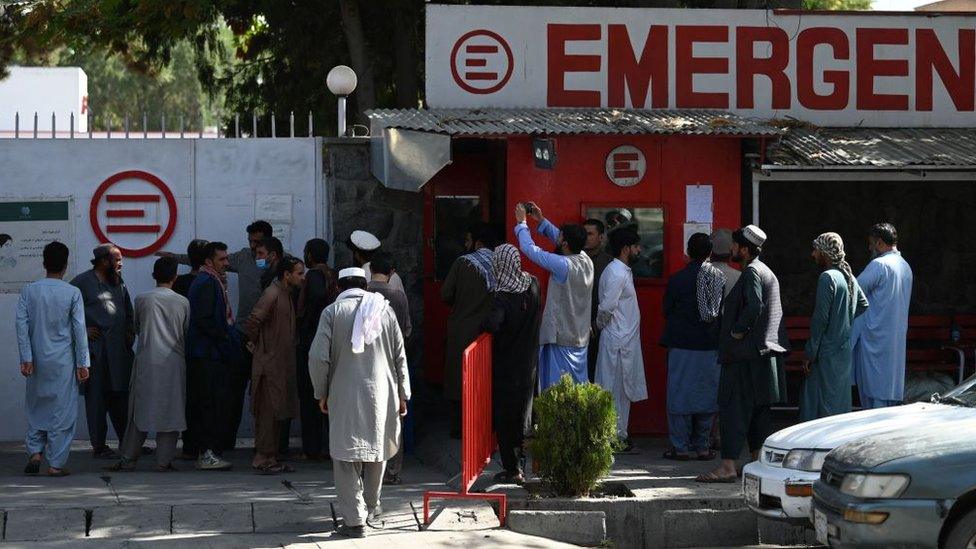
[1,0,870,134]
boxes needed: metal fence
[0,111,320,139]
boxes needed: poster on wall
[0,199,74,293]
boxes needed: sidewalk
[0,439,576,547]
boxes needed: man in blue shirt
[514,202,593,391]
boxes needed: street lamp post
[327,65,358,137]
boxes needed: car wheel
[945,507,976,549]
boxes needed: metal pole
[143,112,148,138]
[88,113,93,139]
[14,111,18,138]
[308,111,313,137]
[70,112,74,138]
[252,111,257,138]
[51,112,56,138]
[33,112,37,138]
[270,111,276,138]
[161,114,166,138]
[107,120,111,139]
[289,111,295,138]
[235,113,240,138]
[180,114,185,138]
[337,96,347,137]
[199,114,203,139]
[125,114,130,138]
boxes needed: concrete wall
[759,176,976,317]
[0,138,323,441]
[324,138,424,368]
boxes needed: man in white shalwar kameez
[16,242,90,476]
[309,268,410,539]
[109,257,190,472]
[596,229,648,449]
[851,223,913,408]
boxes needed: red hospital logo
[605,145,647,187]
[89,170,178,258]
[450,29,514,95]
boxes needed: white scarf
[336,288,390,353]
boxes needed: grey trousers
[334,460,386,527]
[386,421,404,476]
[121,420,179,467]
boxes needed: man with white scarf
[309,267,410,539]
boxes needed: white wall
[0,137,324,441]
[0,67,88,133]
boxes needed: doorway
[422,138,507,385]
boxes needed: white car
[742,390,976,524]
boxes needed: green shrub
[529,374,617,497]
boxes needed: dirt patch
[521,480,635,500]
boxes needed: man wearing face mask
[256,237,285,291]
[71,244,135,459]
[851,223,913,409]
[595,229,647,451]
[515,202,594,391]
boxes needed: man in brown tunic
[441,222,497,437]
[245,257,305,473]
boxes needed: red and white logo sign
[89,170,178,258]
[605,145,646,187]
[450,29,514,95]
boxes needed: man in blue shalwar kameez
[851,223,913,409]
[16,242,90,476]
[514,202,593,391]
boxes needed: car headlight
[840,474,910,499]
[782,449,828,472]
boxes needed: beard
[106,268,121,286]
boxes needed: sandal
[695,471,737,484]
[662,448,692,461]
[696,450,718,461]
[252,463,295,475]
[47,468,71,477]
[24,459,41,476]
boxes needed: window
[583,204,666,280]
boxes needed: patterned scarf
[200,265,233,325]
[493,244,531,294]
[695,260,726,323]
[462,247,496,292]
[813,232,856,302]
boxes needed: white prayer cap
[339,267,367,280]
[741,225,767,247]
[348,230,381,252]
[617,209,633,221]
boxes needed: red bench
[782,315,974,403]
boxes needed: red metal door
[423,153,492,384]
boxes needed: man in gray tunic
[71,244,134,459]
[109,257,190,471]
[309,268,410,538]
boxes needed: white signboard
[0,200,74,293]
[426,5,976,127]
[605,145,646,187]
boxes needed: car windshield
[936,375,976,407]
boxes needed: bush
[528,374,617,497]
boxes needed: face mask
[256,258,268,270]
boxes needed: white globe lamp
[327,65,357,137]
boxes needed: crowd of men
[14,205,914,513]
[441,203,913,485]
[15,222,409,538]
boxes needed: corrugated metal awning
[367,108,782,137]
[765,127,976,169]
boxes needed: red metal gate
[423,333,507,525]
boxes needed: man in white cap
[347,230,405,295]
[698,225,787,483]
[309,267,410,538]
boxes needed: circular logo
[450,29,514,95]
[605,146,647,187]
[89,170,178,258]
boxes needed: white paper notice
[255,194,293,223]
[0,200,74,293]
[686,185,713,223]
[272,224,292,249]
[683,223,712,249]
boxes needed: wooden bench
[782,315,973,405]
